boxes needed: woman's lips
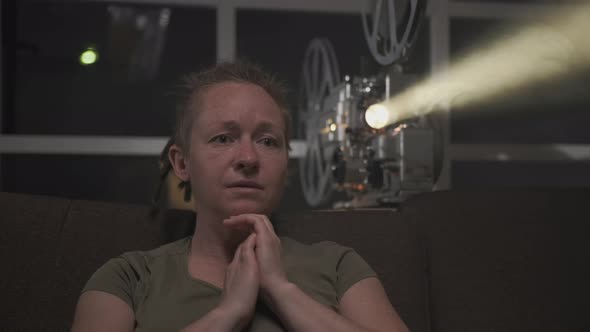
[226,180,264,190]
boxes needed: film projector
[298,0,443,208]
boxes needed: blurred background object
[1,0,589,212]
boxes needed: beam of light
[365,2,590,129]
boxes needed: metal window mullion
[3,135,590,161]
[0,1,2,191]
[0,135,308,158]
[216,1,236,62]
[450,144,590,162]
[429,0,452,190]
[448,1,561,19]
[233,0,369,13]
[86,0,366,14]
[0,135,169,156]
[86,0,220,7]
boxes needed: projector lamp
[298,48,440,208]
[298,0,436,208]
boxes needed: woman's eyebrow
[201,121,240,137]
[253,121,281,136]
[217,120,240,131]
[208,120,281,136]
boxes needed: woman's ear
[168,144,190,181]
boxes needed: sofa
[1,189,589,332]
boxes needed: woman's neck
[189,211,249,264]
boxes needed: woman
[71,61,409,332]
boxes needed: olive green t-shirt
[82,236,376,332]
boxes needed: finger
[259,215,275,234]
[240,233,256,255]
[241,233,257,262]
[244,214,275,234]
[244,233,257,251]
[223,218,253,233]
[225,214,275,238]
[247,215,277,244]
[224,215,267,237]
[232,241,244,263]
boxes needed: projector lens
[365,104,390,129]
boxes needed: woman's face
[186,82,289,218]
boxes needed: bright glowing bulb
[80,48,98,65]
[329,123,337,132]
[365,104,393,129]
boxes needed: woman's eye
[260,137,278,147]
[210,134,232,144]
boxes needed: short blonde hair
[173,60,292,153]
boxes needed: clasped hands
[218,214,290,327]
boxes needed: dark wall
[2,1,589,208]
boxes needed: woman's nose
[234,140,260,172]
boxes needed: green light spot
[80,48,98,65]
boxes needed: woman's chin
[225,201,269,217]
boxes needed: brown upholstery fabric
[53,199,171,331]
[1,193,196,331]
[1,192,426,331]
[404,189,590,332]
[4,189,588,332]
[275,210,428,332]
[0,192,71,331]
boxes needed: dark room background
[1,0,589,212]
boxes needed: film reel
[362,0,424,66]
[298,38,341,207]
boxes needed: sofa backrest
[0,192,427,332]
[404,189,590,332]
[1,193,72,331]
[0,192,193,331]
[276,209,428,332]
[5,189,587,332]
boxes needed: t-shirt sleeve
[82,254,143,310]
[333,246,378,300]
